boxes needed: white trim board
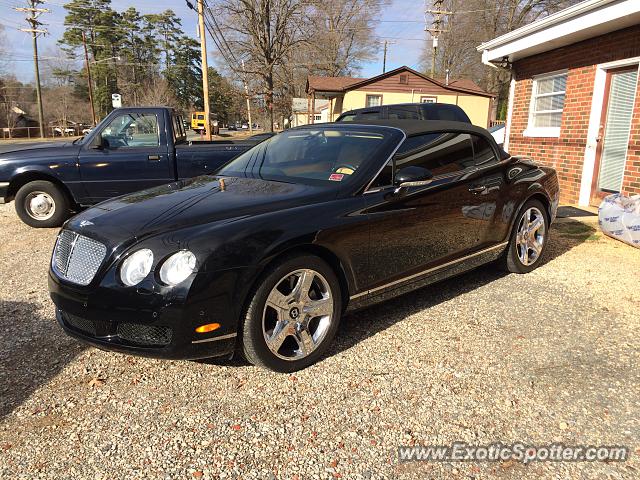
[578,57,640,206]
[478,0,640,64]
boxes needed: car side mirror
[395,166,434,188]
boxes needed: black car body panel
[49,120,559,360]
[0,107,262,206]
[336,102,472,124]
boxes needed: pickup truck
[0,107,265,227]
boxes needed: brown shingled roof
[436,78,488,95]
[306,75,364,93]
[306,66,494,97]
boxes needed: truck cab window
[100,113,160,148]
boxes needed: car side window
[368,160,394,189]
[100,113,159,149]
[471,134,498,167]
[396,133,441,155]
[388,106,420,120]
[339,114,356,122]
[355,110,381,121]
[395,132,474,177]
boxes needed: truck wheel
[14,180,71,228]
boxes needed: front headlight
[159,250,196,286]
[120,249,154,286]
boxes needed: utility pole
[82,31,97,126]
[16,0,49,138]
[241,60,253,134]
[425,0,451,78]
[383,40,388,73]
[197,0,212,141]
[382,40,395,74]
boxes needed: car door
[362,131,504,292]
[78,109,172,202]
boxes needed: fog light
[195,323,220,333]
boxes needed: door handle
[468,185,487,194]
[148,155,161,161]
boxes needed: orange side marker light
[195,323,221,333]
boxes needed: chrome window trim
[350,241,508,300]
[359,126,407,194]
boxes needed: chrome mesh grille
[53,230,107,285]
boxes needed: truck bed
[175,139,259,179]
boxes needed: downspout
[481,50,514,150]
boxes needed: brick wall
[508,24,640,204]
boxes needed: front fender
[3,156,83,203]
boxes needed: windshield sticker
[335,167,355,175]
[329,173,344,182]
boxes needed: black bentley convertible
[49,121,559,372]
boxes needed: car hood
[66,175,331,244]
[0,142,80,161]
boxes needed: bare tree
[137,77,179,107]
[421,0,582,117]
[304,0,381,77]
[210,0,309,131]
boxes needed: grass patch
[553,221,598,241]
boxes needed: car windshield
[218,127,396,185]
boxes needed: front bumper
[0,182,9,204]
[48,268,245,360]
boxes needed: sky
[1,0,428,82]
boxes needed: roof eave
[477,0,640,64]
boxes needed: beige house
[290,98,330,127]
[305,66,494,127]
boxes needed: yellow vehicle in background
[191,112,206,132]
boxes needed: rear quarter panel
[501,159,559,236]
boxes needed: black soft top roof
[328,119,511,159]
[292,120,510,158]
[336,119,487,137]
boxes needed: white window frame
[524,69,567,138]
[365,94,382,108]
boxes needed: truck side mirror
[90,136,107,150]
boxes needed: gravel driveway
[0,203,638,479]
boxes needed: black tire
[241,254,342,372]
[499,199,549,274]
[14,180,71,228]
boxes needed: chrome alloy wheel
[25,191,56,220]
[262,269,334,360]
[515,206,546,266]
